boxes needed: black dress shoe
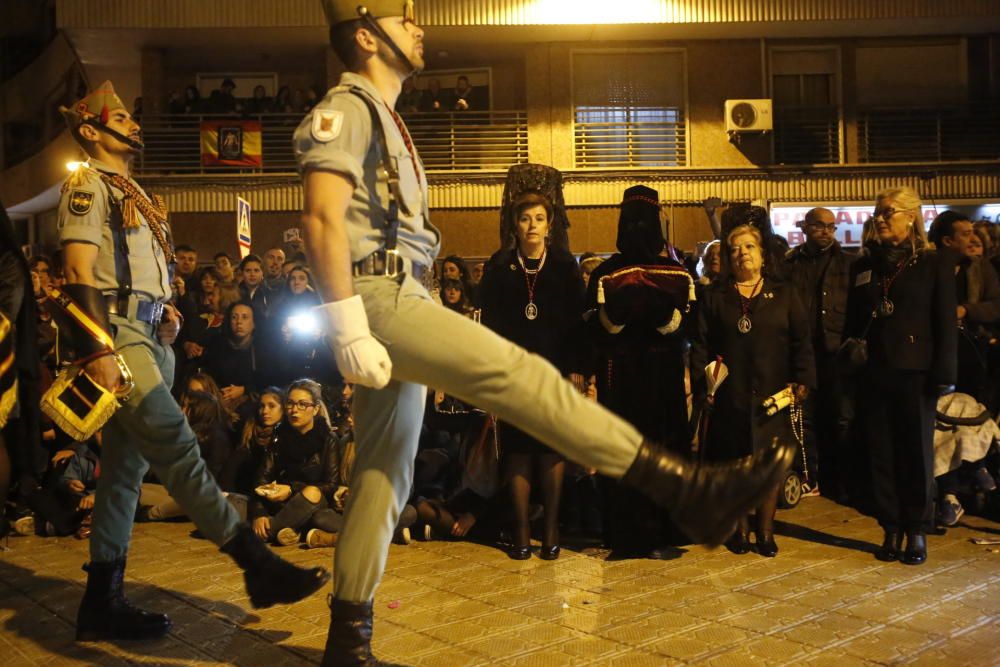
[507,545,531,560]
[725,530,751,555]
[621,438,795,546]
[875,530,902,562]
[901,532,927,565]
[756,533,778,558]
[538,545,560,560]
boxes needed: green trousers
[89,315,240,563]
[334,275,643,602]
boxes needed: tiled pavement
[1,497,998,666]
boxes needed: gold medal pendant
[878,297,895,318]
[737,315,752,334]
[525,302,538,320]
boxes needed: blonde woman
[844,186,957,566]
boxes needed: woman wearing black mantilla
[479,164,587,561]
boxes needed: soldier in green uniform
[56,81,329,642]
[299,3,793,664]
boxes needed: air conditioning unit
[725,99,773,132]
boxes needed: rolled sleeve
[293,94,371,187]
[58,179,107,247]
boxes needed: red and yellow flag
[200,120,262,167]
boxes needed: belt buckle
[149,302,164,324]
[382,249,402,276]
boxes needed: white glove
[316,295,392,389]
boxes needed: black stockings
[755,484,780,541]
[505,452,565,548]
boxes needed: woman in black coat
[480,191,586,560]
[844,187,957,566]
[204,302,262,413]
[691,224,815,557]
[250,379,340,545]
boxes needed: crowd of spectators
[152,74,486,119]
[5,203,998,565]
[164,79,326,117]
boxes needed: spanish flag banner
[200,120,263,167]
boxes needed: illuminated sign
[770,203,1000,247]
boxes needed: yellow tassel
[688,279,696,302]
[597,280,605,305]
[152,193,168,218]
[61,165,91,193]
[0,379,16,429]
[121,195,141,230]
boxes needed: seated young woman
[249,379,341,546]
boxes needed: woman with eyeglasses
[844,186,957,566]
[249,379,341,546]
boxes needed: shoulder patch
[68,190,95,216]
[311,110,344,143]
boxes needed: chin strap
[357,6,418,77]
[82,119,144,151]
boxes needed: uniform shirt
[293,72,440,269]
[57,158,171,300]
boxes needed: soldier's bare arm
[301,168,356,302]
[62,241,122,391]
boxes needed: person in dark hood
[582,185,697,557]
[0,200,44,538]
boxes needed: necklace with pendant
[877,257,908,318]
[735,276,763,334]
[517,249,547,320]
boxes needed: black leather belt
[352,250,427,281]
[105,295,165,325]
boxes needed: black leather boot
[621,438,795,546]
[76,559,172,641]
[901,531,927,565]
[221,523,330,609]
[321,598,405,666]
[875,530,902,562]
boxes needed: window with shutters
[572,50,687,168]
[770,47,843,165]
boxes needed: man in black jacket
[929,211,1000,404]
[784,207,856,500]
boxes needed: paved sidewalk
[1,497,998,666]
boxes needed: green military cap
[321,0,414,26]
[59,80,128,129]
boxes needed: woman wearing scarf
[249,379,340,545]
[845,186,957,566]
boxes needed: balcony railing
[858,104,1000,163]
[133,110,528,176]
[773,106,841,165]
[574,107,687,168]
[399,111,528,171]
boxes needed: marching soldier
[56,81,329,642]
[299,2,793,664]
